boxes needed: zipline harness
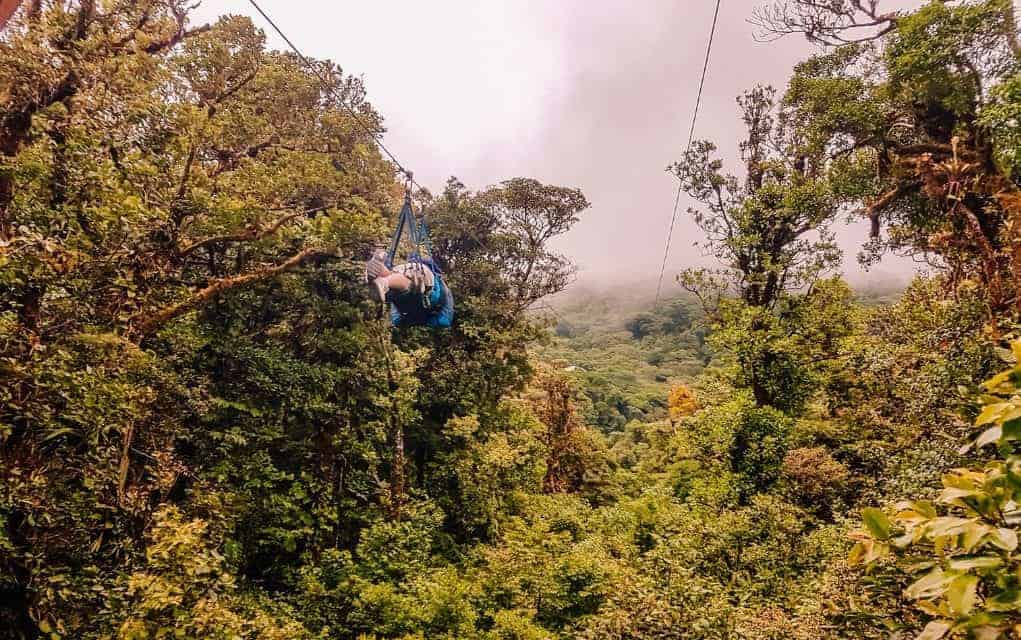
[246,0,454,329]
[379,179,453,328]
[386,178,435,270]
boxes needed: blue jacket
[390,272,454,328]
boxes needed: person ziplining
[243,0,455,328]
[364,185,454,329]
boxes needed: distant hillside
[536,287,708,432]
[539,277,908,432]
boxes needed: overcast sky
[195,0,924,289]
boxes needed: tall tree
[670,86,845,411]
[0,6,592,634]
[672,86,842,312]
[0,6,393,634]
[760,0,1021,315]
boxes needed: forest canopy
[2,1,1021,639]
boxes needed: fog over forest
[6,1,1021,638]
[196,0,926,290]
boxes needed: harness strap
[385,183,439,273]
[385,192,414,268]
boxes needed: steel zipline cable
[654,0,723,303]
[246,0,422,192]
[246,0,506,265]
[248,0,723,287]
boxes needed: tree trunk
[389,419,406,521]
[541,383,574,494]
[117,421,135,506]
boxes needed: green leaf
[848,541,868,565]
[1003,418,1021,441]
[974,425,1002,449]
[41,427,77,443]
[939,487,979,502]
[947,556,1002,571]
[926,517,974,538]
[906,568,956,600]
[962,522,989,553]
[989,527,1018,551]
[976,402,1010,426]
[987,589,1021,612]
[896,501,938,520]
[947,574,979,616]
[863,507,893,540]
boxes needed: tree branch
[209,138,277,177]
[865,184,910,237]
[751,0,898,45]
[131,246,342,338]
[177,204,332,257]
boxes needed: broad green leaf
[986,589,1021,612]
[1004,417,1021,441]
[892,532,916,549]
[927,517,975,538]
[976,403,1010,426]
[988,527,1018,551]
[939,487,979,503]
[947,556,1003,570]
[947,574,978,616]
[863,507,893,540]
[962,522,989,552]
[907,560,938,573]
[895,501,937,521]
[906,568,956,600]
[849,539,888,565]
[984,370,1012,389]
[974,425,1002,449]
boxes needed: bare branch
[751,0,899,46]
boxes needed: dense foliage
[1,1,1020,639]
[540,288,707,431]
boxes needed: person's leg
[369,274,411,303]
[366,253,435,303]
[366,252,416,301]
[385,264,432,296]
